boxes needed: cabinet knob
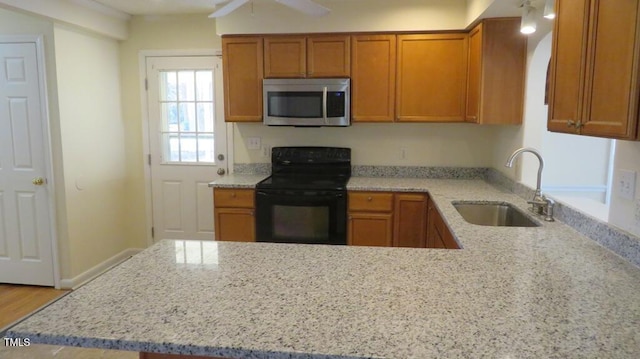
[231,192,236,198]
[367,196,373,201]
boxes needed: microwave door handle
[322,86,328,124]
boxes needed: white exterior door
[146,56,227,241]
[0,41,55,286]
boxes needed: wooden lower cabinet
[348,191,451,249]
[393,193,427,247]
[348,192,394,246]
[213,188,255,242]
[349,212,393,246]
[427,198,459,249]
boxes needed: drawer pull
[231,193,236,198]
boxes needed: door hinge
[151,227,155,238]
[145,78,148,91]
[148,154,151,165]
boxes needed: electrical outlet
[399,147,407,161]
[247,137,261,150]
[261,144,271,158]
[618,169,636,200]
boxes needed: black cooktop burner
[257,175,349,191]
[256,147,351,191]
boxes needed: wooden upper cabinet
[351,35,396,122]
[549,0,640,140]
[307,35,350,77]
[264,36,306,78]
[547,0,590,134]
[264,35,350,78]
[582,0,640,139]
[396,33,468,122]
[221,36,263,122]
[466,18,526,125]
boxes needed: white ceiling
[90,0,218,15]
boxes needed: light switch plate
[618,169,636,200]
[247,137,261,150]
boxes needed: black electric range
[255,147,351,245]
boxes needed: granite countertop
[208,174,268,188]
[8,179,640,358]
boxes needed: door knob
[217,168,226,175]
[32,177,45,186]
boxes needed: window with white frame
[159,70,215,164]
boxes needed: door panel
[161,181,184,232]
[0,41,55,286]
[147,56,226,241]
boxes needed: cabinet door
[547,0,590,133]
[222,36,263,122]
[467,18,526,125]
[264,36,306,78]
[351,35,396,122]
[348,213,393,247]
[214,208,255,242]
[426,200,458,249]
[397,34,468,122]
[581,0,640,139]
[307,35,350,77]
[393,193,427,248]
[466,23,482,123]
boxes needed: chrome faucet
[505,147,555,222]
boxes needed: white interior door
[146,56,227,241]
[0,41,55,286]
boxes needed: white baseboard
[59,248,143,290]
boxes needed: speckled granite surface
[352,165,487,179]
[486,168,640,268]
[7,179,640,358]
[207,174,267,188]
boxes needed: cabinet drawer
[348,192,393,212]
[213,188,255,208]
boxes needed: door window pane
[159,70,215,164]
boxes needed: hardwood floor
[0,284,68,330]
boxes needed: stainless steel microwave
[263,78,350,126]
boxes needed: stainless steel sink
[452,202,540,227]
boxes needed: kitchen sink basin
[452,202,540,227]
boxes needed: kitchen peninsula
[7,178,640,358]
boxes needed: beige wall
[235,123,498,167]
[217,0,467,35]
[609,141,640,237]
[119,15,219,247]
[53,24,130,278]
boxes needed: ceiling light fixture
[543,0,556,19]
[520,0,537,35]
